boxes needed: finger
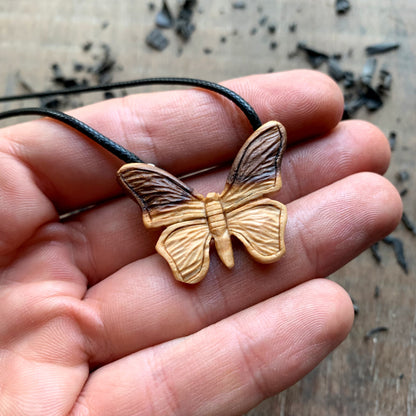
[67,119,390,280]
[74,279,354,416]
[83,172,401,366]
[0,70,343,214]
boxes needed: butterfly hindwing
[117,163,205,227]
[221,120,287,211]
[227,198,287,263]
[156,219,212,284]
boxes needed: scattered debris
[362,85,383,111]
[146,0,197,50]
[90,44,117,84]
[51,63,85,88]
[364,326,388,340]
[103,91,115,99]
[288,22,297,32]
[396,170,410,182]
[361,57,377,86]
[268,24,276,34]
[146,28,170,51]
[400,188,408,197]
[270,41,278,51]
[402,212,416,235]
[388,131,397,151]
[343,71,355,89]
[370,235,410,273]
[297,42,329,68]
[328,57,345,81]
[296,41,400,119]
[258,16,268,26]
[382,235,408,274]
[350,296,360,315]
[366,42,400,55]
[176,0,197,41]
[370,242,382,264]
[335,0,351,14]
[232,1,246,9]
[377,67,393,93]
[155,0,175,28]
[82,41,93,52]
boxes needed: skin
[0,70,402,415]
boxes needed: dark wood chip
[370,242,382,264]
[232,1,246,9]
[269,41,278,50]
[364,326,388,340]
[365,42,400,55]
[388,131,397,150]
[297,42,329,68]
[402,212,416,235]
[288,22,297,32]
[335,0,351,14]
[361,57,377,86]
[396,170,410,182]
[382,235,408,274]
[328,57,346,81]
[268,24,276,34]
[156,0,175,29]
[146,28,169,51]
[176,0,197,41]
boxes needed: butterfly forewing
[221,120,286,212]
[117,163,205,227]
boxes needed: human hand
[0,70,402,415]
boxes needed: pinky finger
[72,279,354,416]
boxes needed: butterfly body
[118,120,288,284]
[204,192,234,269]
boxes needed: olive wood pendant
[117,120,288,284]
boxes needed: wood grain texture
[0,1,415,413]
[117,120,287,284]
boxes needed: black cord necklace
[0,77,287,284]
[0,77,261,163]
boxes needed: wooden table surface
[1,1,415,415]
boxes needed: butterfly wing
[227,198,287,263]
[118,163,211,283]
[117,163,205,227]
[156,219,211,284]
[221,120,287,211]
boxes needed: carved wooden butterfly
[117,120,287,284]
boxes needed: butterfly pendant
[117,120,287,284]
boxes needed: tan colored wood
[118,120,287,283]
[0,1,415,414]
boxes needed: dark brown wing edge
[226,120,287,188]
[117,162,202,215]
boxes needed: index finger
[0,70,343,213]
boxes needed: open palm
[0,70,401,415]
